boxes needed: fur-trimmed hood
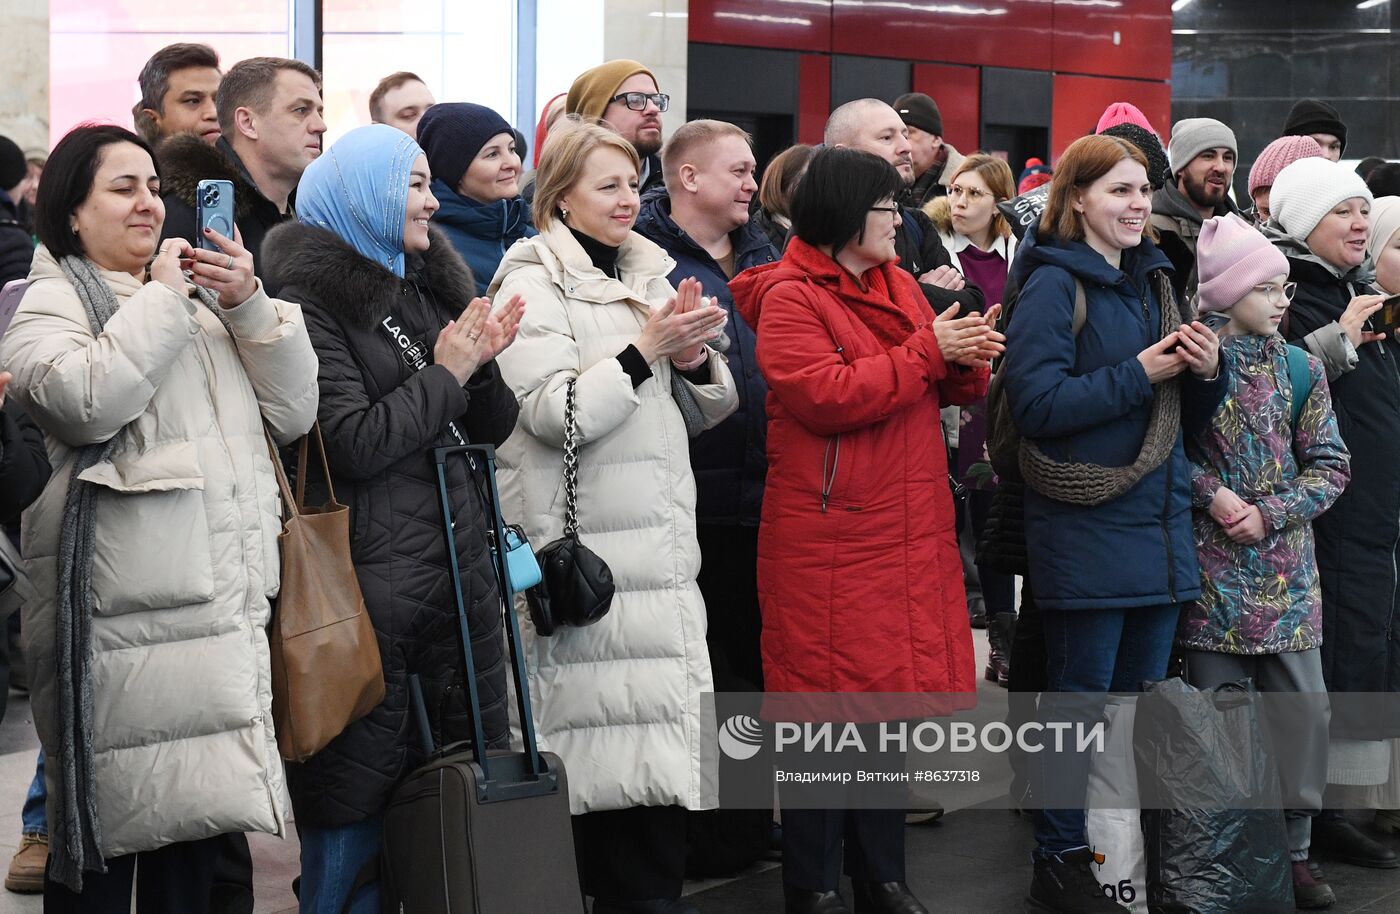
[261,220,477,330]
[157,135,267,220]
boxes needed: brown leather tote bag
[266,425,385,762]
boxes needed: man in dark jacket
[1151,117,1239,305]
[825,99,985,316]
[634,119,780,879]
[893,92,964,209]
[635,118,777,690]
[0,137,33,286]
[160,56,326,281]
[132,42,221,147]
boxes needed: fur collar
[157,135,261,220]
[260,221,478,330]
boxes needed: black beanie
[1283,98,1347,153]
[1099,122,1171,191]
[893,93,943,138]
[0,136,25,193]
[416,102,515,193]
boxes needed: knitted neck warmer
[1018,270,1187,507]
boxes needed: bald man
[825,99,984,316]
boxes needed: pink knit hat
[1247,135,1325,198]
[1095,102,1157,138]
[1197,213,1291,313]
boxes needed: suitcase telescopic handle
[434,444,549,785]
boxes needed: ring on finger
[226,254,234,270]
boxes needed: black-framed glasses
[1252,281,1297,305]
[869,205,900,216]
[610,92,670,112]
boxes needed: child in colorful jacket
[1180,212,1351,909]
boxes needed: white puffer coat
[489,222,737,814]
[2,246,318,857]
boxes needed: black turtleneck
[569,225,711,389]
[570,227,620,279]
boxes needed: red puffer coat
[731,237,986,695]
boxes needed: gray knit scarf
[1018,270,1187,507]
[49,257,215,890]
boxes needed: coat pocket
[80,440,216,615]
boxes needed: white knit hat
[1367,196,1400,269]
[1269,156,1373,243]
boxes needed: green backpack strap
[1285,344,1313,429]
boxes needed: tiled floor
[0,635,1396,913]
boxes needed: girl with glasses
[1181,212,1349,910]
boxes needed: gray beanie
[1167,118,1237,175]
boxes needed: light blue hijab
[296,124,424,278]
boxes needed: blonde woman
[489,122,737,914]
[925,154,1019,683]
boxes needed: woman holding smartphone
[1000,134,1225,914]
[1269,158,1400,869]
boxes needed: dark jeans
[43,835,222,914]
[574,805,686,902]
[1007,585,1046,791]
[1032,603,1180,857]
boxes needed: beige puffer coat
[1,246,318,857]
[489,222,737,814]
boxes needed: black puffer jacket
[263,222,518,826]
[0,400,50,523]
[0,191,32,286]
[1282,253,1400,723]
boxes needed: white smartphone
[0,279,30,343]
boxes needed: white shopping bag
[1085,698,1146,913]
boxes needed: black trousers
[780,807,907,890]
[696,524,763,691]
[43,835,221,914]
[966,489,1016,619]
[573,805,687,901]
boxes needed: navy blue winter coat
[634,190,778,525]
[430,178,536,287]
[1000,227,1227,611]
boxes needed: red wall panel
[831,0,1052,70]
[1051,74,1172,163]
[687,0,832,53]
[1052,0,1172,82]
[911,63,980,154]
[798,54,831,146]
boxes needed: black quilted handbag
[527,377,615,635]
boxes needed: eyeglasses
[609,92,670,112]
[949,184,991,202]
[1252,282,1297,305]
[869,205,900,216]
